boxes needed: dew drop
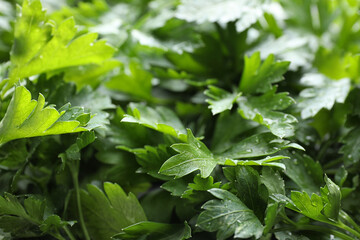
[90,42,94,46]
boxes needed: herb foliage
[1,0,360,239]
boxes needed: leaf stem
[69,162,90,240]
[340,211,360,233]
[338,221,360,239]
[63,226,76,240]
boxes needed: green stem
[52,233,66,240]
[279,211,297,226]
[63,226,76,240]
[69,162,90,240]
[340,211,360,233]
[338,221,360,239]
[272,225,355,240]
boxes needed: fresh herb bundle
[0,0,360,239]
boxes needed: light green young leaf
[114,221,191,240]
[205,86,241,115]
[4,0,115,94]
[122,103,187,142]
[224,156,287,169]
[160,129,222,178]
[0,86,89,145]
[237,88,297,138]
[320,176,341,221]
[298,73,351,119]
[176,0,265,32]
[80,182,147,240]
[290,191,331,223]
[181,175,221,202]
[197,188,263,240]
[239,53,290,94]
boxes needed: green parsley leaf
[80,182,147,240]
[159,129,222,178]
[237,88,297,138]
[181,174,221,202]
[4,0,115,94]
[122,103,187,142]
[197,188,263,240]
[205,85,241,115]
[239,53,290,94]
[0,86,89,145]
[320,176,341,221]
[290,191,330,223]
[298,73,351,119]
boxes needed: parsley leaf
[0,86,90,145]
[298,73,351,119]
[239,53,290,94]
[159,129,222,178]
[80,182,147,240]
[197,188,263,240]
[122,103,187,142]
[205,86,241,115]
[5,0,115,94]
